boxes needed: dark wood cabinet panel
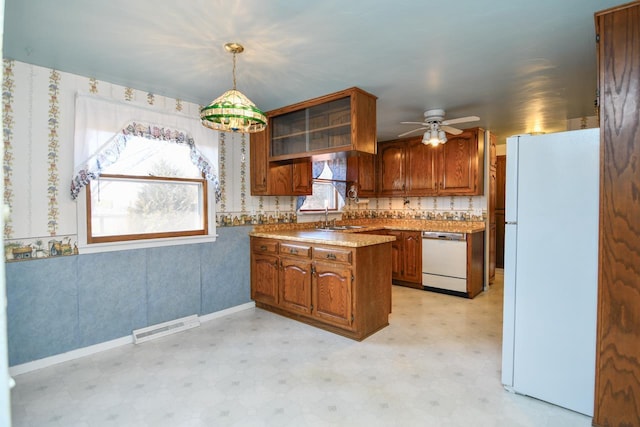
[496,155,506,210]
[594,3,640,426]
[406,138,438,195]
[496,211,505,269]
[313,263,353,329]
[388,230,403,280]
[250,132,312,196]
[388,230,422,287]
[496,154,506,269]
[251,253,279,305]
[280,257,312,315]
[488,223,496,283]
[250,130,270,194]
[378,128,484,197]
[268,163,295,195]
[378,142,405,195]
[467,231,485,299]
[488,164,497,283]
[346,153,376,197]
[292,159,313,194]
[402,231,422,283]
[439,129,483,195]
[489,167,496,227]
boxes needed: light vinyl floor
[10,271,593,426]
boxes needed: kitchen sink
[316,225,365,231]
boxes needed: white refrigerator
[501,129,599,416]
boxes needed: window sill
[78,234,218,255]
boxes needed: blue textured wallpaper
[5,227,252,366]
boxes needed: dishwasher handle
[421,231,466,241]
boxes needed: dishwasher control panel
[421,231,466,241]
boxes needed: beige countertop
[249,218,485,247]
[249,229,396,248]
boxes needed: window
[299,161,345,212]
[85,136,207,243]
[72,96,219,253]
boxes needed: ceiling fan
[399,109,480,145]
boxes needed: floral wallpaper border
[3,59,15,238]
[5,234,78,262]
[47,69,61,235]
[218,131,227,212]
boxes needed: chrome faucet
[324,206,329,228]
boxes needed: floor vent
[132,315,200,344]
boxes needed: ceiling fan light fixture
[422,130,444,146]
[200,42,267,133]
[422,123,447,146]
[400,109,479,140]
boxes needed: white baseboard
[9,335,133,377]
[9,301,256,377]
[199,301,255,323]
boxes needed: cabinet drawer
[251,239,278,254]
[314,247,353,264]
[279,243,312,258]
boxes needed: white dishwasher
[421,231,468,296]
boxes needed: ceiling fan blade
[441,115,480,126]
[441,125,463,135]
[398,127,427,138]
[400,121,427,125]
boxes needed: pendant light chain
[232,52,237,90]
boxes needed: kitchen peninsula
[250,228,394,340]
[249,218,485,340]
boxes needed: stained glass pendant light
[200,43,267,133]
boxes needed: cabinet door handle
[326,253,336,260]
[260,245,268,251]
[311,265,316,275]
[289,248,298,255]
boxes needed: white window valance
[71,93,220,201]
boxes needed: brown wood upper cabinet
[378,127,485,196]
[346,152,376,197]
[250,87,376,196]
[267,87,377,162]
[250,128,312,196]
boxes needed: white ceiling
[3,0,624,143]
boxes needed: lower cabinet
[387,230,422,288]
[280,256,312,315]
[250,236,391,340]
[250,238,280,305]
[313,261,353,329]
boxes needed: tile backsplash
[216,195,486,227]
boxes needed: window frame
[85,172,209,244]
[298,178,341,213]
[76,183,217,254]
